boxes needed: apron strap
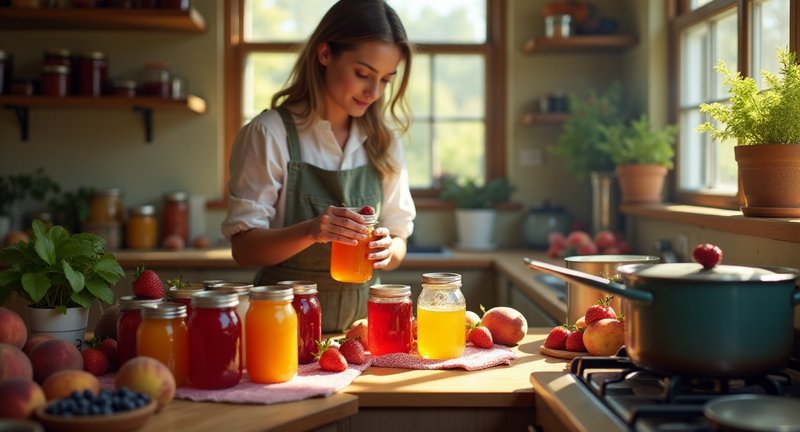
[276,106,302,162]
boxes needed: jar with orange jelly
[117,296,163,367]
[368,284,412,355]
[137,302,188,386]
[246,286,297,383]
[89,188,124,223]
[330,211,377,283]
[188,291,241,389]
[126,204,157,249]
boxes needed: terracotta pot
[615,164,667,203]
[735,144,800,217]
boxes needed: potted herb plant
[440,176,515,250]
[0,220,125,344]
[597,114,678,203]
[697,47,800,217]
[0,168,60,238]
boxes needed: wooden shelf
[0,7,206,32]
[523,34,638,54]
[1,95,207,142]
[520,112,569,125]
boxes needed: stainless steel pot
[564,255,659,324]
[525,257,800,377]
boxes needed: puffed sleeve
[379,133,416,239]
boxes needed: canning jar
[89,188,124,223]
[278,280,321,364]
[137,302,188,386]
[75,51,107,97]
[416,272,466,359]
[112,79,136,97]
[188,291,242,389]
[116,296,164,367]
[368,284,412,355]
[246,286,297,383]
[140,61,172,98]
[41,65,69,97]
[126,204,157,249]
[208,282,253,368]
[330,210,377,283]
[43,48,70,67]
[166,282,205,317]
[161,191,189,243]
[0,50,12,95]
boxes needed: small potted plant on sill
[696,47,800,217]
[439,175,515,250]
[0,219,125,345]
[597,114,678,203]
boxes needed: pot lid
[617,263,799,283]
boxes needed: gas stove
[530,352,800,432]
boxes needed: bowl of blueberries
[34,387,156,432]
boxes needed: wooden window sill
[620,203,800,243]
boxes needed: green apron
[254,107,383,333]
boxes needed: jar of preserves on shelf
[41,65,69,97]
[246,286,297,384]
[75,51,107,97]
[10,79,34,96]
[188,291,242,389]
[0,50,12,95]
[368,284,412,356]
[126,204,158,249]
[137,302,189,386]
[89,188,124,223]
[117,295,164,367]
[277,280,321,364]
[416,272,466,360]
[161,191,189,243]
[112,79,136,98]
[43,48,71,67]
[141,61,172,98]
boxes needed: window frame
[221,0,507,207]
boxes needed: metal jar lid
[113,79,137,89]
[44,48,70,58]
[202,279,224,288]
[129,204,156,217]
[167,282,205,299]
[249,286,293,302]
[191,291,239,309]
[209,282,253,296]
[163,191,188,202]
[422,272,462,285]
[140,302,187,319]
[119,295,163,311]
[276,280,318,295]
[42,65,69,74]
[95,188,122,197]
[369,284,411,297]
[77,51,106,60]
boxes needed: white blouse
[221,109,416,241]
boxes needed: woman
[222,0,416,332]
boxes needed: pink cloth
[369,345,517,371]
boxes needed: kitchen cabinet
[0,6,207,142]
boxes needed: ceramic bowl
[0,419,44,432]
[34,399,157,432]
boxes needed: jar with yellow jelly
[137,302,188,386]
[330,210,377,283]
[126,204,158,249]
[416,272,466,360]
[246,286,298,383]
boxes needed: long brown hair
[271,0,413,178]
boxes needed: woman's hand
[309,206,369,245]
[369,226,394,269]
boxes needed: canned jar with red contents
[161,191,189,243]
[0,50,13,95]
[188,291,242,389]
[207,282,253,368]
[116,296,164,367]
[277,280,322,364]
[41,65,69,97]
[141,61,172,98]
[166,282,205,317]
[75,51,107,97]
[367,284,413,355]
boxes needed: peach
[42,369,100,401]
[115,356,175,412]
[465,310,480,337]
[22,334,53,356]
[0,307,27,349]
[0,344,33,382]
[582,318,625,356]
[346,319,368,350]
[28,339,83,384]
[481,306,528,346]
[0,378,46,419]
[574,316,587,330]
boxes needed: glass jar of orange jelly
[246,286,298,383]
[368,284,412,355]
[117,296,163,367]
[330,211,377,283]
[126,204,158,249]
[416,272,466,360]
[137,302,188,387]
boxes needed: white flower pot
[26,306,89,349]
[454,208,497,250]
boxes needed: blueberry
[83,389,94,399]
[70,390,82,400]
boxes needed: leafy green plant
[597,115,678,168]
[0,220,124,313]
[440,176,515,209]
[0,168,60,215]
[552,83,627,177]
[48,186,95,234]
[697,48,800,145]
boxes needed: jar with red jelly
[141,61,172,98]
[41,65,69,97]
[75,51,107,97]
[166,282,205,317]
[117,296,164,367]
[277,280,321,364]
[188,291,242,389]
[161,191,189,243]
[367,284,413,355]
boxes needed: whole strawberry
[315,339,347,372]
[132,266,164,299]
[467,326,493,349]
[97,338,118,370]
[543,325,571,350]
[693,243,723,269]
[565,328,586,352]
[82,347,109,376]
[585,296,617,325]
[358,205,375,215]
[338,338,366,365]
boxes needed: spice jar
[330,208,376,283]
[416,272,466,360]
[137,302,188,386]
[41,65,69,97]
[126,204,158,249]
[75,51,107,97]
[89,188,124,222]
[140,61,172,98]
[368,284,412,355]
[188,291,242,389]
[246,286,298,383]
[161,191,189,243]
[278,280,321,364]
[0,50,12,95]
[117,296,164,367]
[208,282,253,368]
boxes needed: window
[225,0,506,200]
[672,0,791,208]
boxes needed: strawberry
[82,347,109,376]
[315,339,347,372]
[338,338,366,365]
[97,338,118,370]
[467,326,493,349]
[584,296,617,325]
[565,328,586,352]
[693,243,723,269]
[544,325,571,350]
[132,266,164,299]
[358,205,375,215]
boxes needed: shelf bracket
[4,105,29,141]
[133,106,154,143]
